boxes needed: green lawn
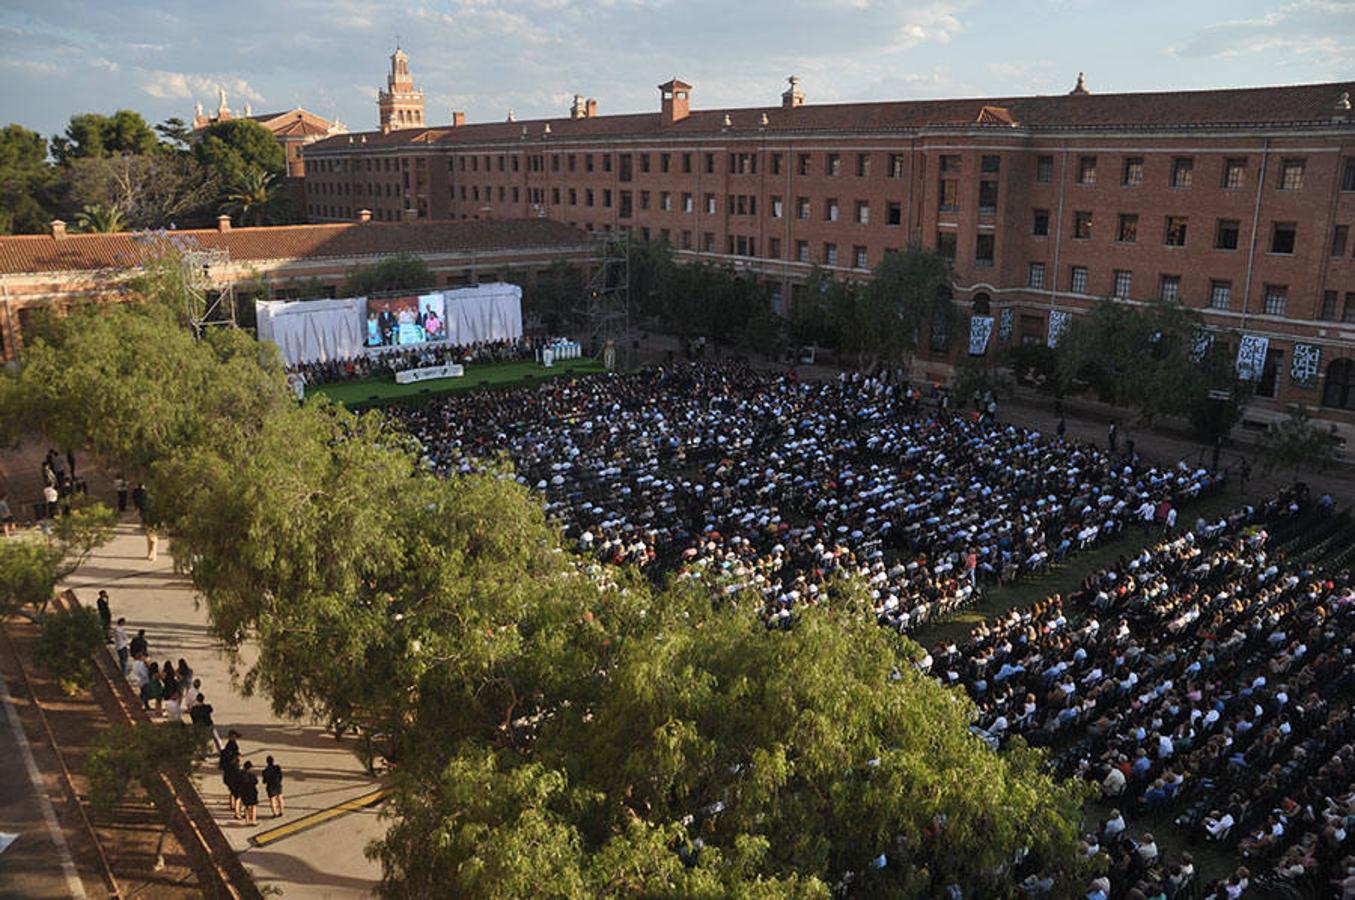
[307,358,607,407]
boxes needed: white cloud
[1167,0,1355,67]
[140,71,266,105]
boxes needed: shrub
[34,604,104,693]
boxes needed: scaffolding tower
[578,230,630,363]
[181,248,236,338]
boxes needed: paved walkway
[62,524,385,898]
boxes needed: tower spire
[378,45,425,133]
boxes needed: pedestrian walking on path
[263,756,285,818]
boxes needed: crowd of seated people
[286,337,536,386]
[930,488,1355,898]
[388,363,1218,634]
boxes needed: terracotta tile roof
[309,80,1355,152]
[0,219,590,276]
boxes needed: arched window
[971,292,991,315]
[1322,358,1355,410]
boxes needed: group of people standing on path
[99,588,287,827]
[218,731,285,826]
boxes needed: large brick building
[301,60,1355,437]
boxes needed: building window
[887,202,902,226]
[854,200,869,224]
[1209,280,1232,310]
[585,154,594,173]
[824,243,838,266]
[975,233,995,267]
[703,232,715,252]
[1223,157,1247,189]
[1116,213,1138,243]
[1279,159,1305,190]
[1077,156,1097,184]
[705,194,716,214]
[771,153,783,175]
[767,237,781,258]
[1332,225,1349,258]
[853,246,868,268]
[1256,348,1284,399]
[1028,262,1045,288]
[1032,209,1050,236]
[1122,157,1144,186]
[939,179,959,211]
[682,193,693,213]
[1322,358,1355,411]
[981,154,1000,174]
[1165,216,1188,247]
[660,153,671,173]
[1263,284,1287,316]
[704,153,715,175]
[682,153,693,174]
[796,240,809,263]
[1113,270,1132,298]
[797,197,810,220]
[585,189,595,207]
[978,180,998,213]
[889,154,906,179]
[941,154,962,173]
[1345,292,1355,324]
[1343,158,1355,191]
[1271,222,1296,255]
[1170,157,1193,188]
[1036,155,1054,183]
[1215,219,1240,251]
[660,191,672,211]
[1073,211,1093,240]
[936,231,957,259]
[1321,290,1339,320]
[680,230,692,250]
[1159,274,1181,302]
[826,153,840,176]
[797,153,811,176]
[639,190,650,210]
[856,153,871,177]
[1070,266,1089,294]
[771,197,784,218]
[639,153,650,174]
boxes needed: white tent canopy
[441,283,523,346]
[256,296,367,365]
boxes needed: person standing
[114,475,128,513]
[0,494,13,537]
[263,756,285,818]
[1107,422,1119,453]
[113,618,131,674]
[240,761,260,825]
[96,591,112,643]
[129,628,148,661]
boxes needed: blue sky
[1,0,1352,139]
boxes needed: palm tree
[74,203,125,233]
[220,168,276,227]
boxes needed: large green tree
[0,123,58,234]
[62,152,219,229]
[193,119,285,186]
[344,253,434,296]
[50,110,161,164]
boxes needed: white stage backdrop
[257,284,524,367]
[441,283,523,346]
[256,297,367,365]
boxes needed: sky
[1,0,1352,140]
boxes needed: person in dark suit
[263,756,285,817]
[96,591,112,642]
[240,761,260,825]
[378,307,397,346]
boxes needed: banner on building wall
[1047,310,1071,348]
[998,307,1014,343]
[1235,334,1269,382]
[968,316,995,356]
[1290,343,1322,388]
[1190,330,1215,363]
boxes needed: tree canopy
[344,253,435,296]
[193,119,285,185]
[50,110,161,164]
[2,252,1093,896]
[0,123,58,234]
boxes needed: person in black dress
[219,731,241,819]
[96,591,112,643]
[263,756,285,817]
[240,761,260,825]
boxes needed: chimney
[570,94,586,119]
[357,209,372,223]
[658,78,692,126]
[451,111,465,127]
[216,214,232,232]
[782,75,804,109]
[50,219,67,240]
[586,98,597,118]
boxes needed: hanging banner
[968,316,994,356]
[998,307,1014,343]
[1047,310,1071,348]
[1235,334,1269,382]
[1290,343,1321,388]
[1189,330,1215,362]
